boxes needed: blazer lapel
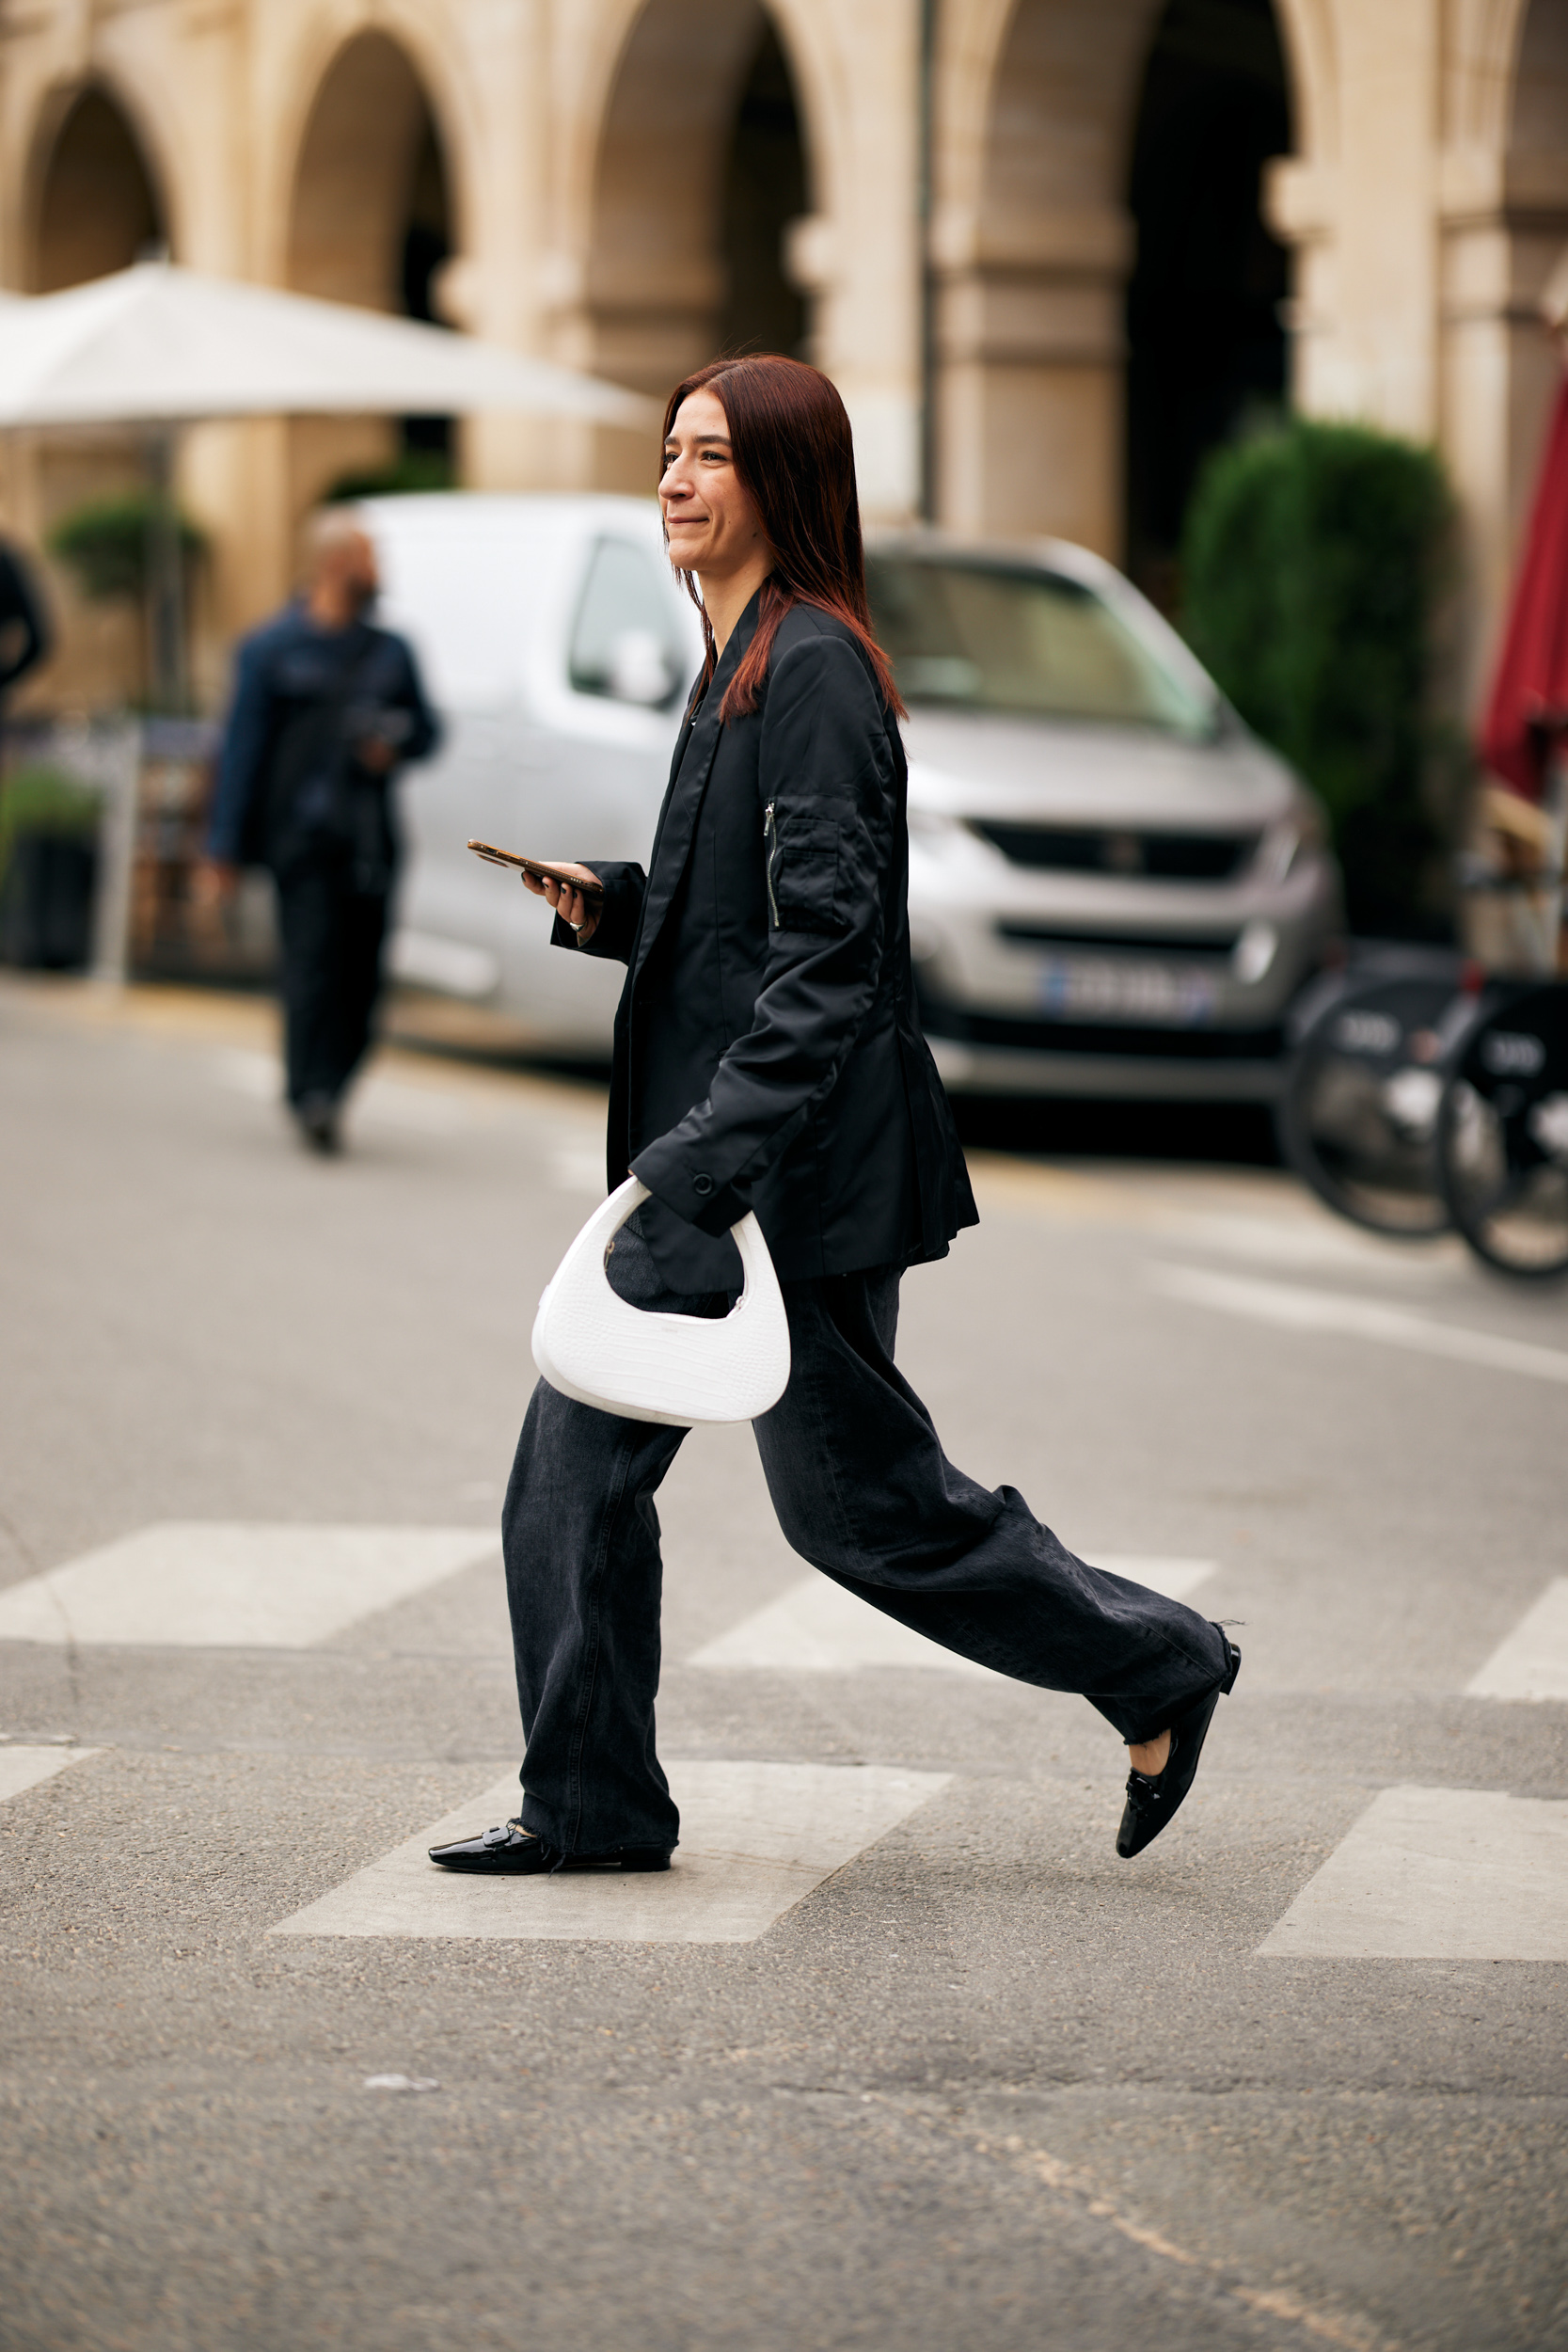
[630,597,758,988]
[641,681,707,880]
[663,688,703,796]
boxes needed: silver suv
[872,533,1341,1100]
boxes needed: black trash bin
[0,832,99,968]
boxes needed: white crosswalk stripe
[1149,1262,1568,1384]
[688,1559,1215,1677]
[271,1760,951,1945]
[0,1524,495,1649]
[1257,1786,1568,1962]
[1466,1579,1568,1701]
[0,1744,99,1803]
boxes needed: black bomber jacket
[557,593,976,1291]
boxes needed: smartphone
[467,841,605,902]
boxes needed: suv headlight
[1232,918,1279,984]
[1259,803,1326,885]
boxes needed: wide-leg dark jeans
[501,1224,1231,1855]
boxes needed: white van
[364,493,703,1057]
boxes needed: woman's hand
[521,862,601,947]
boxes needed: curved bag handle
[531,1176,791,1426]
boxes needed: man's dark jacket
[208,602,437,878]
[559,594,976,1290]
[0,540,51,695]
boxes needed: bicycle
[1280,949,1568,1279]
[1436,978,1568,1278]
[1277,945,1482,1240]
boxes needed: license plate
[1034,955,1218,1025]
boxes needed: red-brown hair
[661,355,906,724]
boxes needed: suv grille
[918,993,1285,1060]
[996,922,1239,958]
[967,821,1259,882]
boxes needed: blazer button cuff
[691,1173,715,1199]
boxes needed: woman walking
[431,356,1239,1880]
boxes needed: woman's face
[659,387,769,581]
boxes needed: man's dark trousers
[501,1222,1232,1855]
[274,852,388,1109]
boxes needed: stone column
[791,0,923,523]
[926,0,1159,557]
[930,201,1132,557]
[452,0,562,493]
[1322,0,1442,437]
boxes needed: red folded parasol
[1481,373,1568,801]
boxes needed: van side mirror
[607,628,673,707]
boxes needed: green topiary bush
[1181,419,1454,937]
[47,491,206,605]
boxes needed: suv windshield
[864,554,1217,739]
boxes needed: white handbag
[531,1175,792,1426]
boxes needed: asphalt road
[1,974,1564,2352]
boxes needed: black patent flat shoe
[1116,1634,1242,1860]
[427,1819,673,1875]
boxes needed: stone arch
[261,1,479,278]
[1267,0,1336,163]
[28,80,167,292]
[286,28,459,313]
[283,28,459,511]
[14,82,179,716]
[581,0,818,489]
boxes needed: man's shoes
[1116,1634,1242,1860]
[295,1093,340,1154]
[427,1819,673,1875]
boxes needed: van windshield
[864,554,1218,739]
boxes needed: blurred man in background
[204,511,438,1153]
[0,534,52,719]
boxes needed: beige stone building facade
[0,0,1563,716]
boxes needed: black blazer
[559,595,976,1290]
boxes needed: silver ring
[571,918,589,934]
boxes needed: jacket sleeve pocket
[768,814,843,934]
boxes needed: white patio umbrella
[0,259,657,708]
[0,259,653,428]
[0,262,659,980]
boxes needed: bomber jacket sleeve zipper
[763,800,781,930]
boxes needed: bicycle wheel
[1280,970,1472,1236]
[1437,981,1568,1279]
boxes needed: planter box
[0,833,99,969]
